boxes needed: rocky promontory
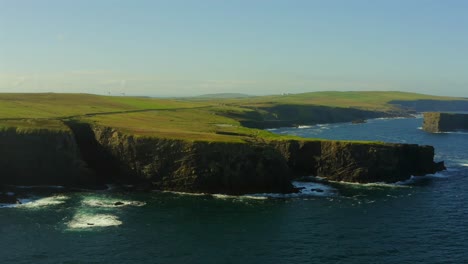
[423,112,468,133]
[0,121,446,194]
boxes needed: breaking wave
[18,195,69,208]
[246,181,338,199]
[67,213,122,229]
[82,198,146,208]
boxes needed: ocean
[1,116,467,263]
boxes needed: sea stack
[422,112,468,133]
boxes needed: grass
[84,108,302,142]
[0,119,70,133]
[0,91,466,142]
[0,93,207,119]
[215,91,463,111]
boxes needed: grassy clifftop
[0,91,466,142]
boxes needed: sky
[1,0,467,97]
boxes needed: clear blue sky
[1,0,467,97]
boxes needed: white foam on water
[0,202,21,208]
[247,181,338,199]
[211,194,268,200]
[210,194,232,199]
[395,176,421,185]
[395,171,455,185]
[163,191,209,197]
[205,181,338,200]
[293,181,337,195]
[297,125,313,129]
[67,213,122,229]
[432,131,468,135]
[334,180,408,188]
[449,159,468,168]
[317,124,331,129]
[373,116,409,120]
[160,181,337,200]
[428,172,450,178]
[82,198,145,208]
[161,191,268,200]
[241,195,269,200]
[18,195,69,208]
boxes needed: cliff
[82,124,445,191]
[268,140,444,183]
[88,125,294,194]
[315,141,444,182]
[423,112,468,133]
[0,121,445,194]
[0,125,94,186]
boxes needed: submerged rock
[351,119,367,124]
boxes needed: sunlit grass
[84,108,301,142]
[0,93,206,119]
[0,119,70,133]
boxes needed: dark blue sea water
[1,117,468,264]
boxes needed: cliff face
[315,141,443,183]
[0,128,94,186]
[423,112,468,133]
[89,125,445,188]
[90,126,294,194]
[269,140,443,183]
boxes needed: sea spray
[67,213,122,229]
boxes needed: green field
[0,91,466,142]
[196,91,462,111]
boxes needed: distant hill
[193,93,254,99]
